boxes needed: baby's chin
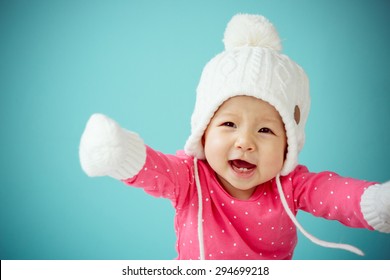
[216,176,259,199]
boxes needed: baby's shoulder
[285,164,310,178]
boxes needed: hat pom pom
[223,14,282,52]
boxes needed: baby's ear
[284,145,288,161]
[201,135,206,146]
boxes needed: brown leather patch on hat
[294,105,301,124]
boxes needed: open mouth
[229,159,257,174]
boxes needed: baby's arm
[292,166,390,233]
[79,114,194,207]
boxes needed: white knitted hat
[184,14,310,176]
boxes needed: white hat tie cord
[275,174,364,256]
[194,157,205,260]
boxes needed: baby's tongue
[231,159,256,169]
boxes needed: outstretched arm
[79,113,195,208]
[292,166,389,232]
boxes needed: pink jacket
[124,146,375,260]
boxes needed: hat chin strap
[194,157,205,260]
[275,174,364,256]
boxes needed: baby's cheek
[265,147,285,172]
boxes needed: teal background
[1,0,389,260]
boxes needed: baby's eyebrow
[261,118,286,129]
[216,112,237,118]
[212,110,238,119]
[261,117,282,124]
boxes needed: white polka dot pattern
[124,147,377,259]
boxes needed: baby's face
[204,96,287,199]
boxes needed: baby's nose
[235,133,255,151]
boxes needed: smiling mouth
[229,159,257,174]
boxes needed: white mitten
[79,113,146,180]
[361,181,390,233]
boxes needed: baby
[79,14,390,260]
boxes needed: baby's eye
[258,127,274,134]
[222,122,236,128]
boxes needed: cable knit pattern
[361,182,390,233]
[79,114,146,180]
[184,14,310,176]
